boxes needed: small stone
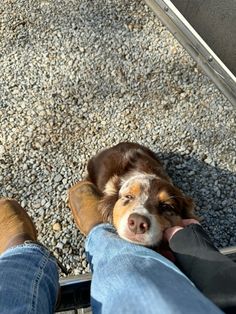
[82,260,87,268]
[62,238,67,244]
[38,208,45,216]
[33,203,41,209]
[21,200,27,208]
[45,201,51,209]
[74,268,81,275]
[22,164,28,171]
[53,251,59,259]
[54,174,63,183]
[63,247,69,253]
[0,145,5,156]
[53,223,62,232]
[56,242,64,250]
[41,199,46,206]
[79,247,85,255]
[62,178,67,185]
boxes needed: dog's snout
[128,213,150,234]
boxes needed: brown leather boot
[0,198,37,254]
[68,181,103,235]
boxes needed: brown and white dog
[87,142,196,247]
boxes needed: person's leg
[86,223,223,314]
[0,243,59,314]
[69,181,222,314]
[0,199,59,314]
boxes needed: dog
[86,142,196,247]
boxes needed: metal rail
[56,274,91,312]
[220,246,236,263]
[144,0,236,105]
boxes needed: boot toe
[68,181,103,235]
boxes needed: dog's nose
[128,213,150,234]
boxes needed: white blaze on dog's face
[112,174,187,247]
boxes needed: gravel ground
[0,0,235,276]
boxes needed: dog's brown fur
[87,142,196,246]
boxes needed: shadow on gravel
[157,151,236,248]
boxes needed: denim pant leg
[85,224,223,314]
[0,244,59,314]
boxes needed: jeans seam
[29,249,51,314]
[3,243,48,254]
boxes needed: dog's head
[99,173,195,247]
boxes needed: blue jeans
[0,244,59,314]
[0,224,223,314]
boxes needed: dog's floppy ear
[181,195,199,220]
[98,192,119,223]
[98,175,121,223]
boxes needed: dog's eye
[159,203,175,215]
[121,194,134,205]
[125,195,134,200]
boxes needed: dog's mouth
[118,228,163,247]
[115,212,163,247]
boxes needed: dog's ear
[98,193,119,223]
[181,195,199,220]
[98,175,121,223]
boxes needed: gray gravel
[0,0,235,276]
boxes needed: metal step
[56,274,91,313]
